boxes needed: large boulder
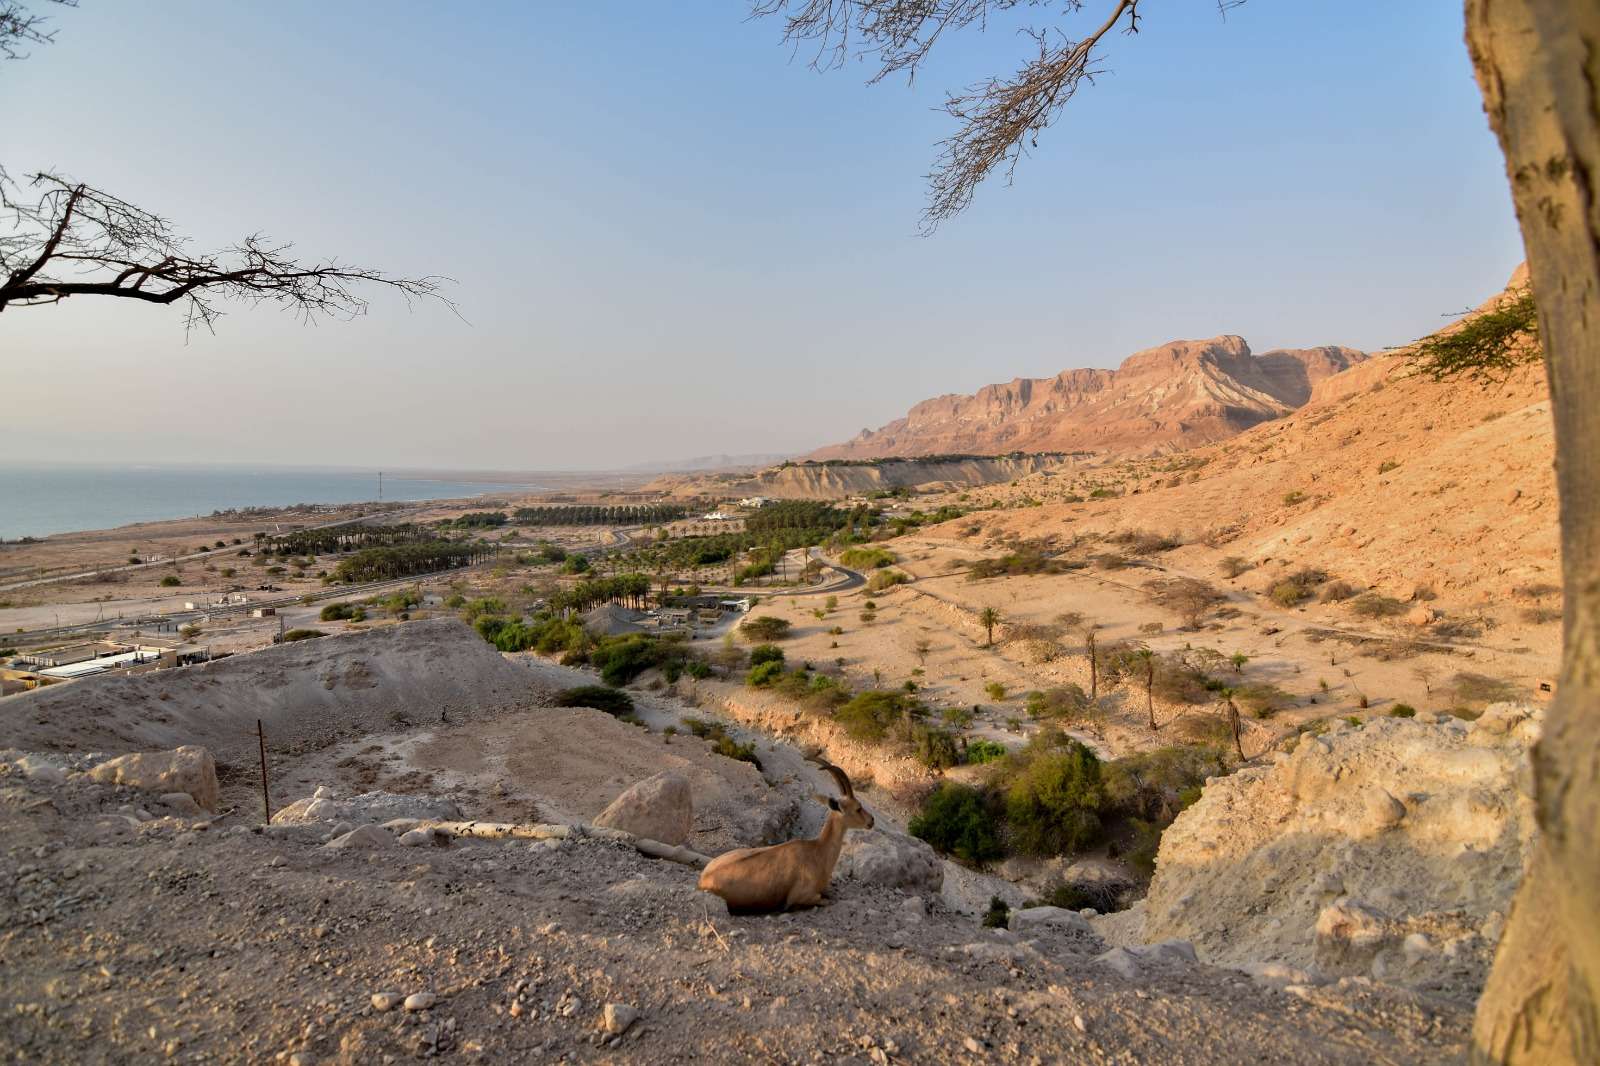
[87,745,219,811]
[1135,705,1543,999]
[273,787,461,827]
[593,772,693,846]
[838,828,943,893]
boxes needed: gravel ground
[0,767,1471,1065]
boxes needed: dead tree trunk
[1466,2,1600,1062]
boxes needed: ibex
[697,761,874,914]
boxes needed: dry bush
[1319,580,1358,603]
[1093,552,1130,571]
[1448,672,1522,709]
[1143,577,1227,630]
[1349,593,1408,619]
[1521,605,1562,625]
[1219,556,1251,578]
[1233,682,1293,719]
[1511,582,1560,600]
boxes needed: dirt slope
[0,619,543,762]
[808,338,1366,460]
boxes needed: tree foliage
[1406,287,1541,383]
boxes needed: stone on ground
[592,772,693,846]
[86,745,219,811]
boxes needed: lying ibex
[697,761,874,914]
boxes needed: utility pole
[378,471,383,502]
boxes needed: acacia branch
[0,170,452,334]
[0,0,74,62]
[754,0,1247,228]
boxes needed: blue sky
[1,1,1523,470]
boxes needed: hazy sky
[2,1,1523,471]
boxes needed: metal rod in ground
[257,718,271,824]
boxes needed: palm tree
[1218,687,1245,761]
[1135,647,1157,730]
[1083,625,1098,700]
[978,607,1001,647]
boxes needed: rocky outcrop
[806,337,1365,460]
[86,745,219,811]
[839,828,944,893]
[1121,703,1541,1001]
[593,772,694,846]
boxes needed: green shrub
[158,575,181,587]
[749,644,786,667]
[1004,738,1104,856]
[867,569,909,592]
[913,726,961,770]
[320,602,356,621]
[746,660,785,687]
[1024,684,1089,721]
[981,896,1011,928]
[561,555,591,574]
[682,717,761,769]
[590,635,671,686]
[835,690,911,742]
[1389,703,1417,718]
[554,685,634,716]
[839,546,897,569]
[741,616,792,642]
[984,681,1007,701]
[281,628,325,642]
[1101,745,1224,823]
[964,739,1009,765]
[909,784,1004,863]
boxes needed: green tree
[978,606,1001,647]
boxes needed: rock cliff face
[808,337,1366,460]
[1117,704,1542,1001]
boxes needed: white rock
[13,755,65,785]
[398,827,450,848]
[325,824,392,849]
[602,1003,641,1035]
[838,829,943,892]
[593,772,693,846]
[403,992,436,1011]
[274,789,461,827]
[158,792,203,816]
[370,992,403,1011]
[1008,906,1093,936]
[87,746,219,810]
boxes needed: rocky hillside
[808,338,1366,460]
[950,271,1554,623]
[647,454,1071,500]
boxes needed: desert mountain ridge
[807,336,1367,460]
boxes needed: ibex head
[817,761,874,831]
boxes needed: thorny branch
[0,169,452,334]
[754,0,1246,229]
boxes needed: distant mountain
[806,337,1367,460]
[624,452,793,474]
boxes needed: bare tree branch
[0,169,453,334]
[0,0,74,62]
[753,0,1247,229]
